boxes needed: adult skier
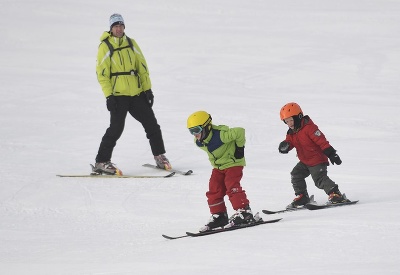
[93,13,171,175]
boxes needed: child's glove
[323,146,342,165]
[234,145,245,159]
[278,141,290,154]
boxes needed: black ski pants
[95,93,165,163]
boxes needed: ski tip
[165,172,175,177]
[262,210,277,215]
[185,170,194,175]
[266,218,283,223]
[162,234,178,240]
[162,234,189,240]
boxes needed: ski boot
[226,205,255,228]
[91,161,122,175]
[199,212,229,232]
[328,187,349,204]
[287,191,310,209]
[154,154,172,170]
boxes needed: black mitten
[278,141,290,154]
[234,145,245,159]
[145,89,154,107]
[323,146,342,165]
[106,95,117,113]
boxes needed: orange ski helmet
[280,102,303,121]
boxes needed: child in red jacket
[278,102,348,208]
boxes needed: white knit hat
[109,13,125,29]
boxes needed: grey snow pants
[290,162,338,195]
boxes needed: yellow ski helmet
[187,111,212,135]
[187,111,212,129]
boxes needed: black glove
[278,141,290,154]
[106,95,117,113]
[234,145,245,159]
[145,89,154,107]
[323,146,342,165]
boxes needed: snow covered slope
[0,0,399,274]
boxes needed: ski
[162,213,281,240]
[262,195,316,215]
[262,207,306,215]
[56,172,175,178]
[305,195,359,210]
[162,218,282,240]
[161,234,189,240]
[185,218,282,238]
[57,163,176,178]
[142,163,193,176]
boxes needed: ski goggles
[188,126,203,135]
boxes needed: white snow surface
[1,0,399,274]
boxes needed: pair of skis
[56,163,193,178]
[262,194,358,214]
[162,216,282,240]
[163,195,359,240]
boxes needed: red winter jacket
[285,116,331,166]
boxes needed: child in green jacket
[187,111,256,232]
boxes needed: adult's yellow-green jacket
[96,31,151,98]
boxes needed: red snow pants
[206,166,250,214]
